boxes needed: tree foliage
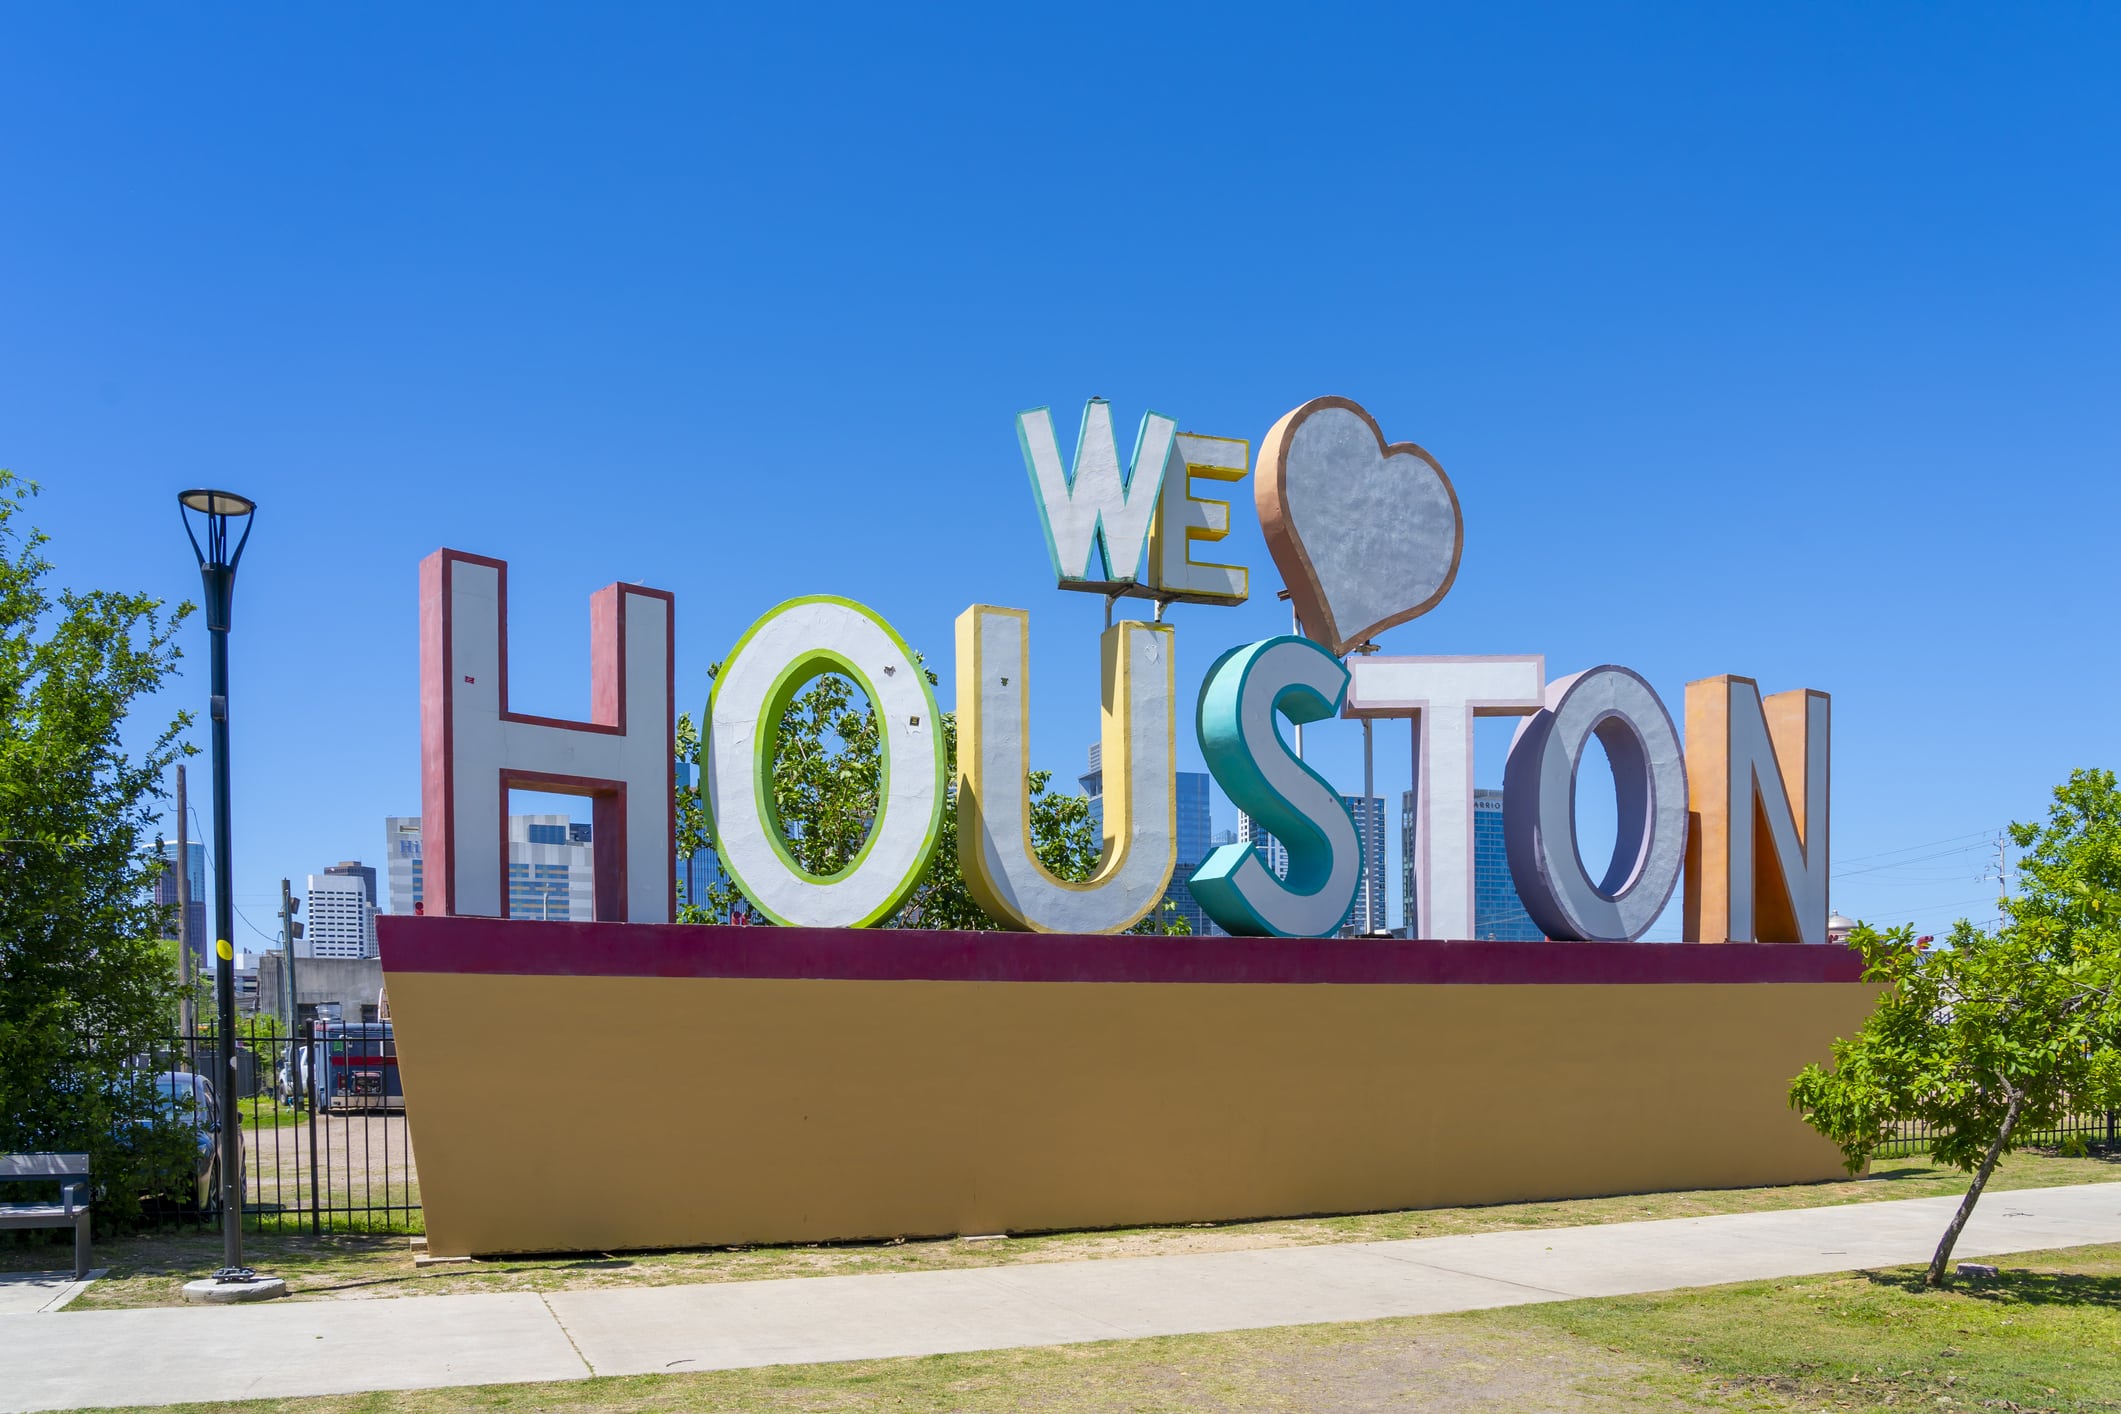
[676,663,1189,934]
[1790,769,2121,1285]
[0,473,199,1224]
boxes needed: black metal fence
[1878,1108,2119,1160]
[131,1020,421,1234]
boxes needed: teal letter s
[1188,637,1362,937]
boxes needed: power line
[1844,863,1995,884]
[233,905,284,949]
[1836,828,2003,867]
[181,804,285,950]
[1861,892,2003,917]
[1835,842,1995,878]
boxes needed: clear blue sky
[2,4,2113,944]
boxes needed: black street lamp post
[179,488,255,1275]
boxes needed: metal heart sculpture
[1256,396,1463,656]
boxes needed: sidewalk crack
[1366,1252,1577,1299]
[541,1294,596,1376]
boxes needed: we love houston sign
[394,394,1857,1258]
[417,394,1828,946]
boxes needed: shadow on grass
[1862,1264,2121,1311]
[299,1251,642,1296]
[69,1229,410,1278]
[2030,1147,2121,1165]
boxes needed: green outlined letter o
[706,597,945,928]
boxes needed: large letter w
[1017,399,1176,588]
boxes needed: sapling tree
[1790,769,2121,1285]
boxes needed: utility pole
[1362,716,1375,934]
[1409,715,1421,937]
[176,765,194,1039]
[1354,640,1380,936]
[279,878,302,1037]
[1279,590,1305,758]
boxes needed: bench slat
[0,1158,92,1279]
[0,1204,86,1222]
[0,1153,90,1179]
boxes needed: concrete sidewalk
[0,1271,104,1317]
[5,1182,2119,1413]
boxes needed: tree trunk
[1927,1088,2024,1286]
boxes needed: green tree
[676,665,1189,934]
[1789,769,2121,1285]
[0,474,198,1224]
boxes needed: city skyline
[279,781,1553,944]
[1083,744,1221,936]
[152,838,207,969]
[383,814,597,923]
[1471,789,1543,942]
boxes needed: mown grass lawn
[1505,1238,2121,1412]
[52,1241,2121,1413]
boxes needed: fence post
[306,1028,322,1237]
[238,1016,251,1236]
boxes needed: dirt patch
[245,1112,419,1218]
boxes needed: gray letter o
[1502,667,1688,942]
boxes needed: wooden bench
[0,1153,91,1279]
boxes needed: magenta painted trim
[378,916,1865,986]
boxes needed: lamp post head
[178,489,256,520]
[178,489,256,632]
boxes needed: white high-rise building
[1236,811,1288,881]
[382,814,594,920]
[1238,799,1387,935]
[1401,789,1420,936]
[385,817,424,915]
[304,872,376,958]
[1342,794,1387,936]
[505,815,595,920]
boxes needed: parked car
[142,1071,244,1213]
